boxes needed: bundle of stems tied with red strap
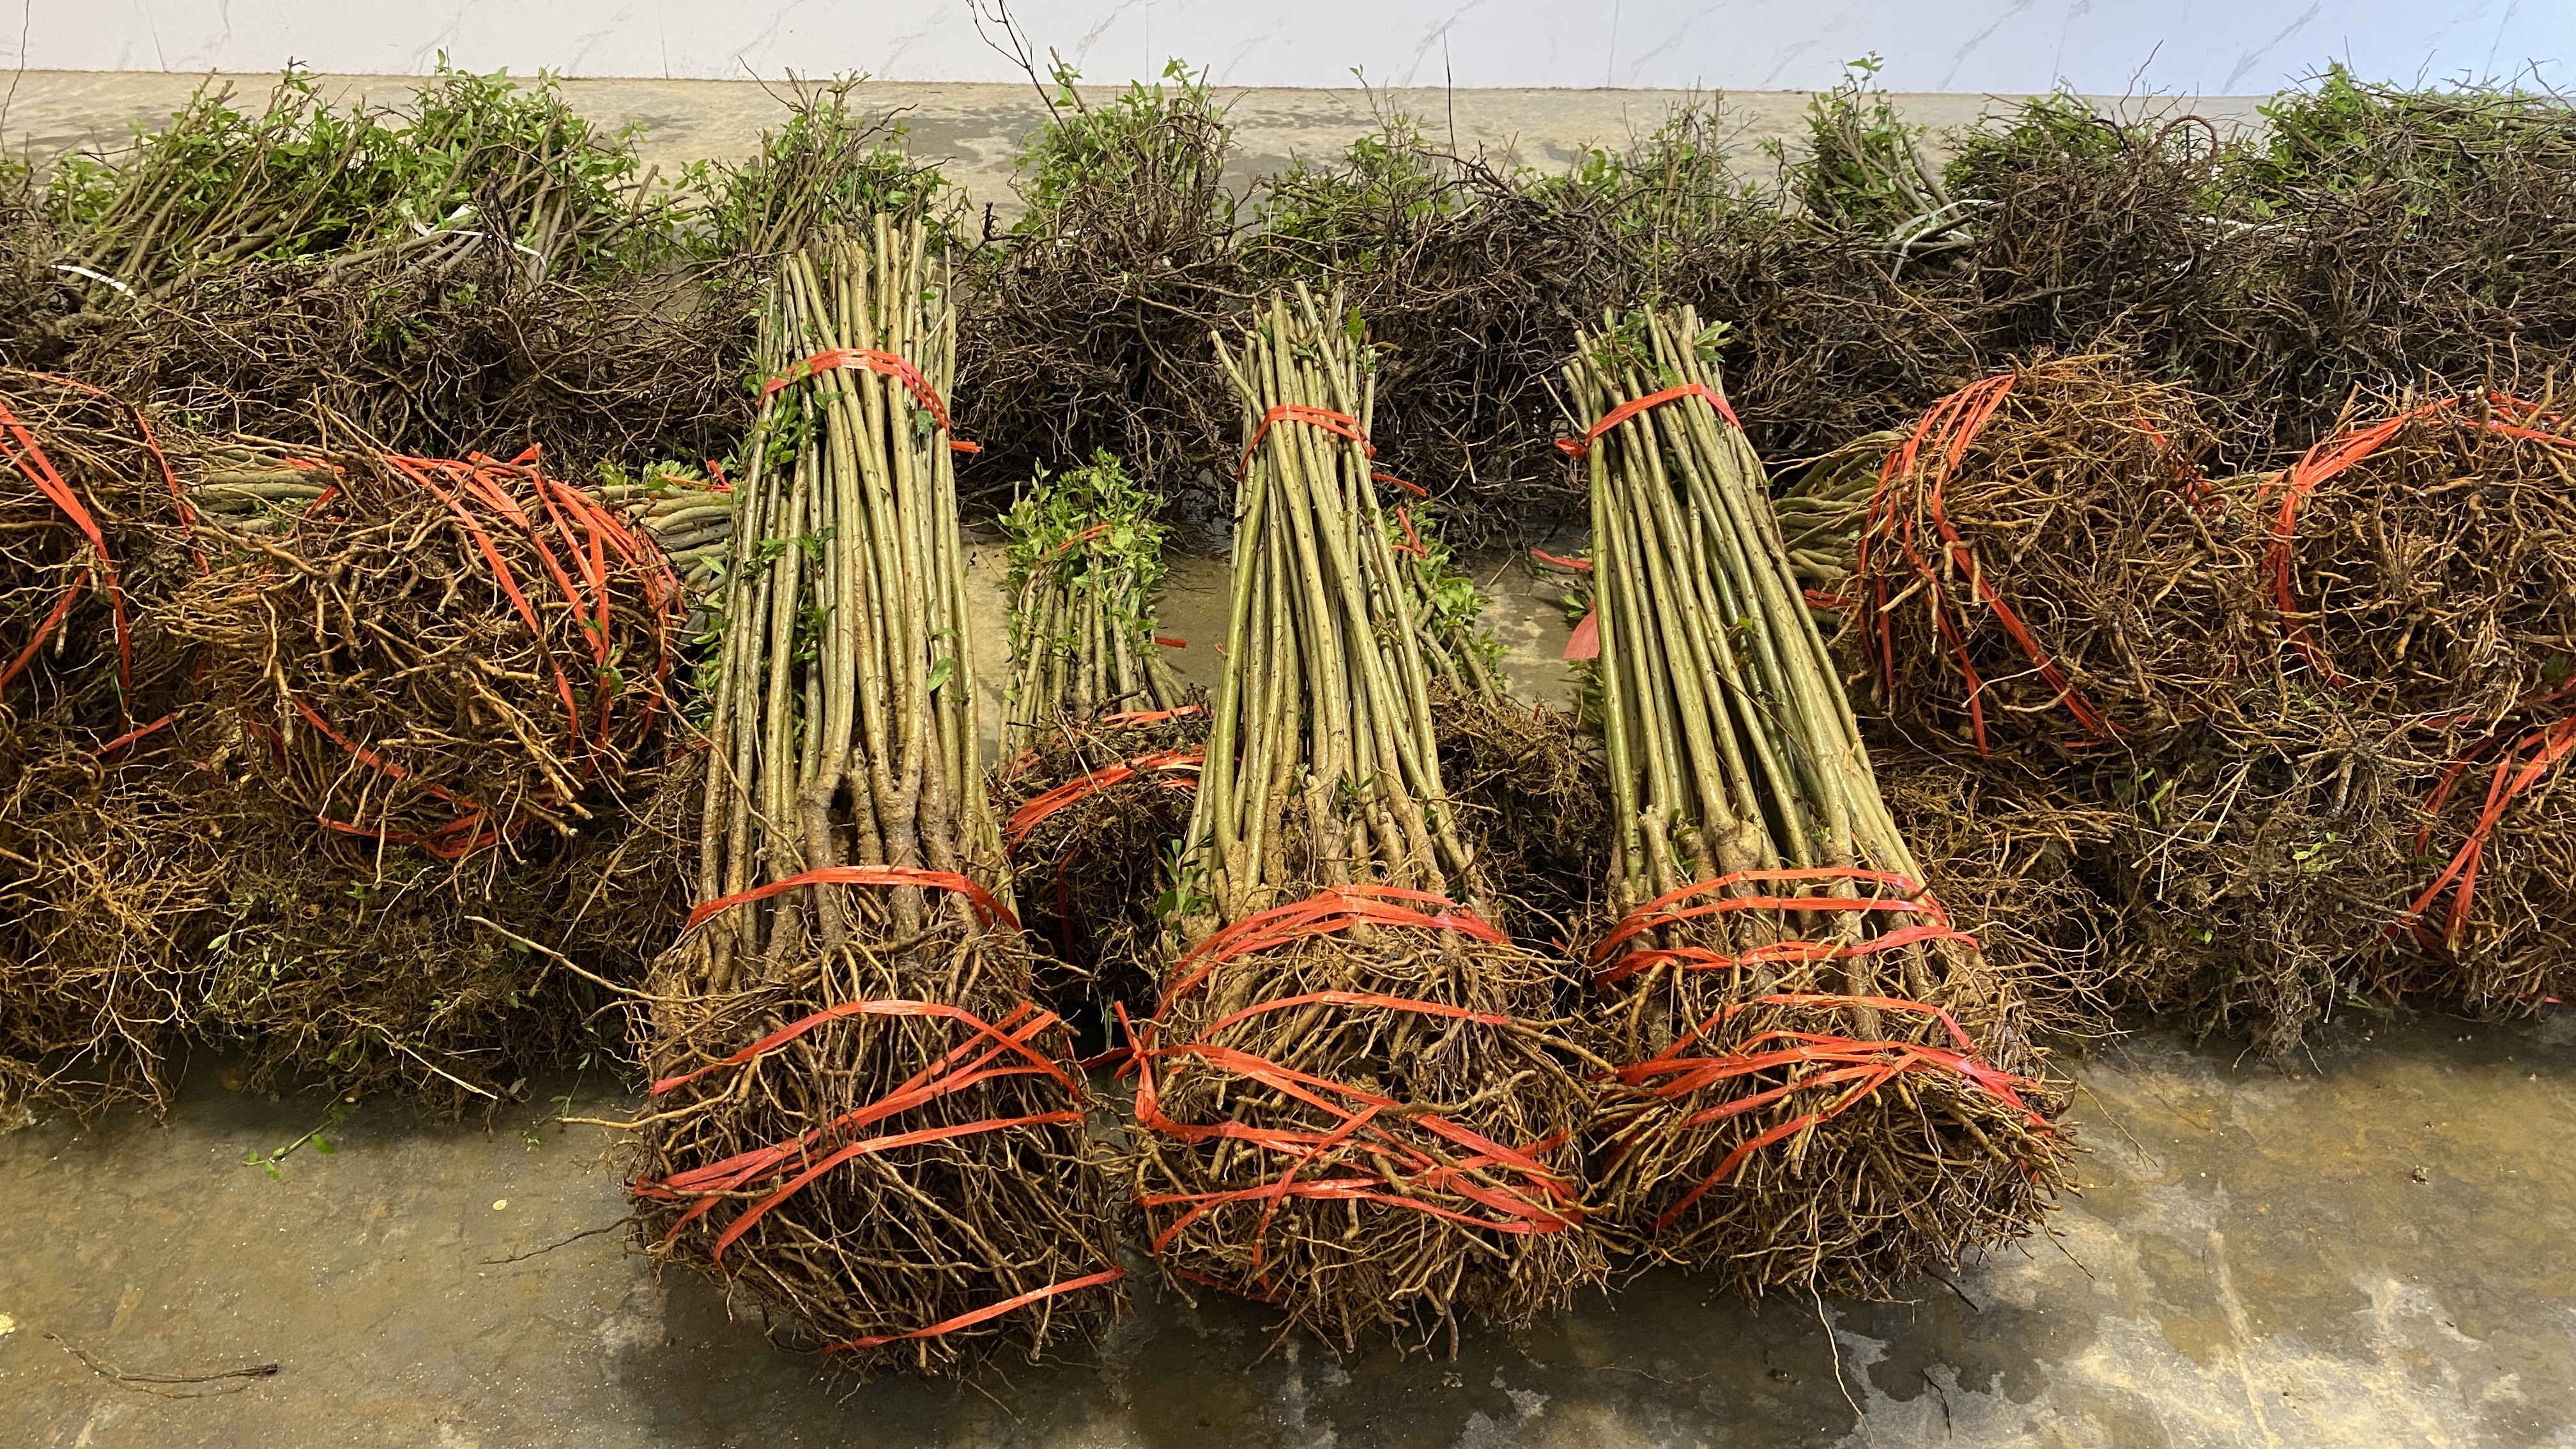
[1561,305,2070,1299]
[1117,287,1606,1353]
[165,431,681,862]
[995,449,1204,1033]
[2264,390,2576,1011]
[618,217,1123,1377]
[2,367,201,735]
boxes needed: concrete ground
[4,74,2572,1448]
[4,1014,2570,1448]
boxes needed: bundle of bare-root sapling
[1121,289,1606,1354]
[2262,392,2576,730]
[620,219,1124,1377]
[2271,394,2576,1014]
[995,450,1202,1034]
[167,436,681,861]
[3,371,216,1114]
[152,428,694,1102]
[1851,356,2267,758]
[1843,360,2422,1054]
[1565,306,2071,1299]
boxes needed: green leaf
[926,657,955,694]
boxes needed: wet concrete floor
[4,1014,2571,1448]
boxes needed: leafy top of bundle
[1000,449,1181,721]
[682,75,958,260]
[1014,59,1238,236]
[1002,450,1171,615]
[1782,57,1956,238]
[2233,65,2576,206]
[45,64,678,299]
[1254,107,1462,273]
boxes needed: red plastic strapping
[1590,867,2037,1228]
[0,395,131,701]
[1588,866,1975,986]
[631,995,1112,1351]
[823,1266,1127,1353]
[683,863,1020,935]
[2395,712,2576,952]
[1099,702,1206,727]
[1120,885,1579,1294]
[1006,748,1203,848]
[1391,505,1427,559]
[288,691,502,859]
[1555,381,1742,461]
[1234,405,1424,501]
[2267,395,2576,700]
[1855,374,2116,754]
[84,712,175,760]
[286,454,678,855]
[1606,991,2048,1230]
[760,348,981,454]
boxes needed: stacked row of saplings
[622,285,2069,1375]
[1777,355,2576,1055]
[0,364,692,1114]
[1,66,940,1117]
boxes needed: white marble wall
[7,1,2567,95]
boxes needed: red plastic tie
[823,1266,1126,1352]
[1237,404,1369,480]
[1855,372,2115,754]
[0,394,132,702]
[1556,382,1741,460]
[1119,885,1584,1285]
[2267,395,2576,696]
[684,864,1020,935]
[2395,712,2576,952]
[1606,991,2047,1230]
[1006,748,1204,848]
[762,348,981,453]
[1098,702,1207,728]
[282,454,678,855]
[633,997,1101,1304]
